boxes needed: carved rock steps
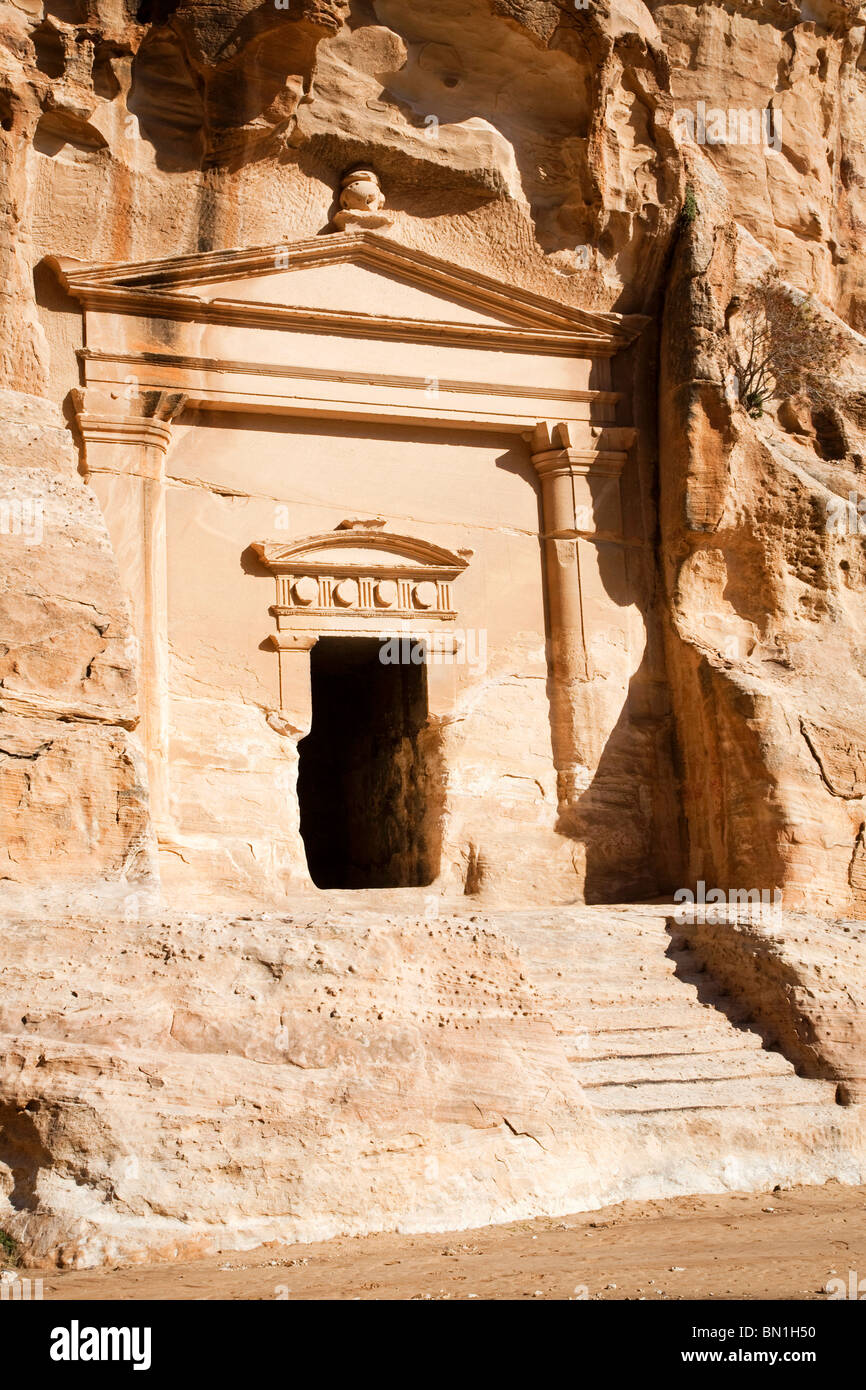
[500,907,842,1121]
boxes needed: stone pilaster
[269,632,319,736]
[529,420,635,810]
[74,388,187,838]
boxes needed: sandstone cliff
[2,0,866,1265]
[2,0,865,911]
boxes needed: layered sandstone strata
[1,902,863,1269]
[0,907,616,1266]
[682,908,866,1105]
[0,0,866,1264]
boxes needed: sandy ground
[24,1181,866,1301]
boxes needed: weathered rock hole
[0,1103,52,1212]
[812,408,847,461]
[32,22,66,80]
[33,110,108,155]
[135,0,182,21]
[92,46,122,101]
[464,844,486,895]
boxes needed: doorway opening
[297,637,440,889]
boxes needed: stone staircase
[500,905,841,1126]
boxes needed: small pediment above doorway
[254,520,473,626]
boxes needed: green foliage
[679,187,699,227]
[0,1230,20,1267]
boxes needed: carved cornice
[63,293,619,357]
[254,528,472,576]
[50,232,647,359]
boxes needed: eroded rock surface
[660,160,866,916]
[0,388,156,891]
[1,0,865,913]
[1,0,866,1262]
[0,908,616,1266]
[1,903,863,1268]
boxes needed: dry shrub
[734,270,849,419]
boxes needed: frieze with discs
[253,519,473,632]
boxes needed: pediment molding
[254,523,472,626]
[254,526,471,576]
[50,232,645,358]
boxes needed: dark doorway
[297,637,440,889]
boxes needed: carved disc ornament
[253,521,473,632]
[376,579,398,607]
[292,576,318,606]
[414,581,437,609]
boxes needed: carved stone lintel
[255,524,473,720]
[254,524,470,629]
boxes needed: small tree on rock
[733,270,849,419]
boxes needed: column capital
[72,388,187,479]
[528,419,636,474]
[528,420,632,542]
[269,632,319,653]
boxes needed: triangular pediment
[51,232,643,353]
